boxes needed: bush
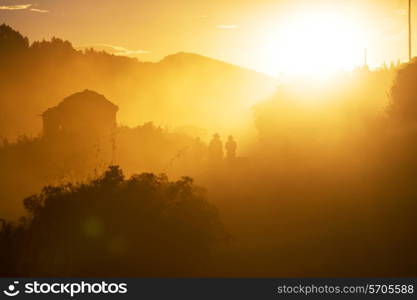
[0,166,225,276]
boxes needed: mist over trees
[0,24,276,140]
[1,23,417,277]
[0,119,203,220]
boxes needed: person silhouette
[208,133,223,164]
[225,135,237,162]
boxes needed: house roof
[43,90,118,116]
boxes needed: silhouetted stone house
[42,90,118,140]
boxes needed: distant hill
[0,24,277,140]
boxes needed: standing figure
[225,135,237,162]
[208,133,223,164]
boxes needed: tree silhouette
[0,166,226,276]
[0,24,29,56]
[390,59,417,123]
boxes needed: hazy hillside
[0,24,277,140]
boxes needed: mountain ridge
[0,24,277,139]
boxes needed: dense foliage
[0,166,225,276]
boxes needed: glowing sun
[260,9,367,78]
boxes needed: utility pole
[409,0,412,61]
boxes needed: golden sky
[0,0,414,75]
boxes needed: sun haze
[2,0,417,280]
[260,8,367,78]
[0,0,412,77]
